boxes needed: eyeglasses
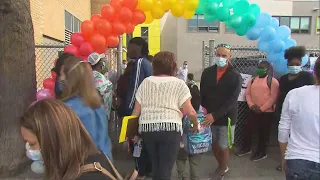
[216,43,231,49]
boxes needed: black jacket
[200,65,242,126]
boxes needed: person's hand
[132,135,140,144]
[201,114,214,127]
[255,107,262,113]
[281,159,286,173]
[189,121,199,133]
[250,105,257,110]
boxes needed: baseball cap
[88,52,105,66]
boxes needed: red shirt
[217,66,228,82]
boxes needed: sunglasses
[216,43,231,49]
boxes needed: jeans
[176,148,202,180]
[142,131,181,180]
[242,111,273,154]
[286,159,320,180]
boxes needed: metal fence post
[209,39,216,66]
[202,41,205,71]
[117,35,123,79]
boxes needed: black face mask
[54,79,66,97]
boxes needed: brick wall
[30,0,44,44]
[91,0,110,15]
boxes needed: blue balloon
[284,38,297,49]
[266,53,278,64]
[255,12,272,28]
[276,25,291,40]
[246,27,261,40]
[258,40,269,52]
[302,55,309,66]
[260,26,276,42]
[271,18,279,28]
[274,59,288,74]
[267,39,285,53]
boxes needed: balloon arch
[37,0,308,101]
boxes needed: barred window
[187,14,220,33]
[273,16,311,34]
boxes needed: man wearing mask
[236,61,279,161]
[122,60,127,71]
[200,44,242,180]
[177,61,188,82]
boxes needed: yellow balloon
[160,0,175,10]
[151,5,165,19]
[139,0,154,12]
[183,10,195,19]
[170,2,185,17]
[145,11,154,24]
[184,0,199,11]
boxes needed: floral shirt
[93,70,113,117]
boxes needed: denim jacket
[64,96,113,161]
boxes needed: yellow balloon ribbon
[183,10,195,19]
[145,11,154,24]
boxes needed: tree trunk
[0,0,36,177]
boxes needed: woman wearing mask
[57,56,112,160]
[132,51,199,180]
[275,46,315,171]
[278,57,320,179]
[20,100,124,180]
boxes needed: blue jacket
[64,96,113,161]
[125,57,152,115]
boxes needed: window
[141,27,148,42]
[316,16,320,34]
[225,24,234,33]
[64,10,81,32]
[187,14,220,33]
[273,16,311,34]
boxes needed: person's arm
[245,79,254,108]
[278,91,292,161]
[210,73,242,123]
[200,70,207,109]
[260,78,280,112]
[132,81,144,117]
[182,98,198,124]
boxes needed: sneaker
[235,149,252,157]
[210,169,225,180]
[252,153,268,162]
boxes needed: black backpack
[251,75,273,89]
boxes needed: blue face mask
[215,57,227,68]
[288,66,302,74]
[26,142,42,161]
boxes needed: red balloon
[112,21,126,35]
[125,23,135,34]
[132,10,146,25]
[64,45,79,56]
[81,20,95,40]
[106,36,120,47]
[91,34,107,54]
[43,78,55,90]
[95,19,113,37]
[118,7,133,23]
[70,33,85,47]
[123,0,138,10]
[91,14,102,23]
[79,42,94,57]
[51,71,57,80]
[110,0,123,12]
[101,5,116,21]
[79,56,88,61]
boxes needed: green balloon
[216,7,230,22]
[204,1,219,15]
[243,13,256,27]
[195,0,205,14]
[235,25,249,36]
[229,15,243,29]
[249,4,261,17]
[204,14,216,22]
[225,20,232,28]
[233,0,250,15]
[222,0,237,8]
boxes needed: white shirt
[136,76,191,133]
[278,85,320,163]
[177,66,188,82]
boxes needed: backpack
[251,75,273,89]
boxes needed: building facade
[161,0,320,80]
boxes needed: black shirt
[275,71,315,119]
[200,65,242,126]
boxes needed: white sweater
[278,85,320,163]
[136,76,191,133]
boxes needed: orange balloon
[81,20,95,39]
[106,36,120,47]
[118,7,133,23]
[95,19,113,37]
[112,21,126,35]
[101,5,116,21]
[125,23,135,34]
[110,0,123,12]
[91,14,102,23]
[91,34,107,54]
[123,0,138,10]
[132,10,146,25]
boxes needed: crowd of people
[20,37,319,180]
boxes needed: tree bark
[0,0,36,177]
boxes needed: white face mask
[183,65,188,68]
[215,57,227,68]
[26,142,42,161]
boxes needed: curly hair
[152,51,177,76]
[284,46,306,62]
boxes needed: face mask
[215,57,227,68]
[183,65,188,68]
[26,142,42,161]
[256,68,266,76]
[58,80,66,92]
[122,64,127,69]
[288,66,302,74]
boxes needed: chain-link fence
[202,43,319,147]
